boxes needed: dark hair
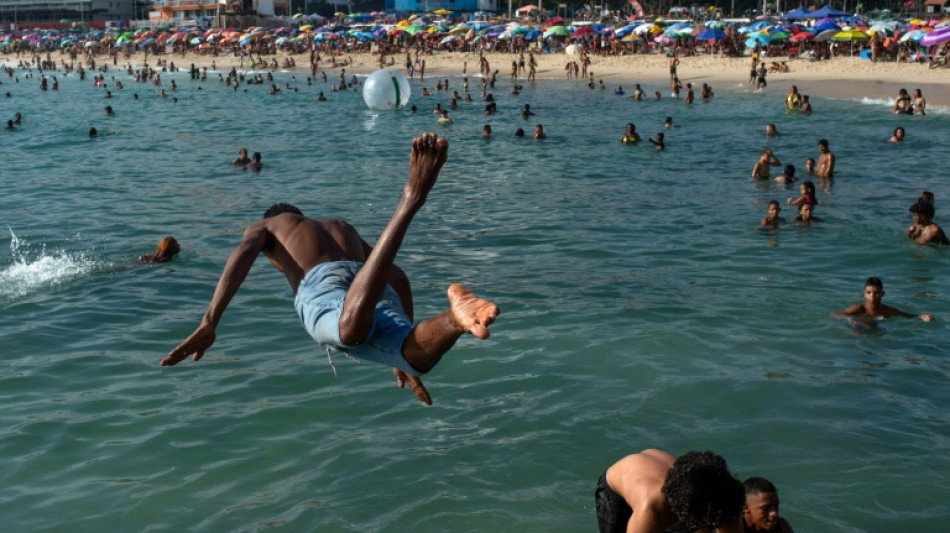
[768,199,780,208]
[818,139,829,148]
[919,191,934,205]
[515,128,525,137]
[865,277,884,290]
[253,152,262,162]
[263,203,303,219]
[909,200,934,219]
[743,477,777,495]
[783,164,795,178]
[661,451,744,530]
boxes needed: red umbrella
[544,16,565,28]
[790,32,814,42]
[571,26,595,38]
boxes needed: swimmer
[918,191,934,206]
[316,92,327,101]
[515,128,525,137]
[766,123,778,136]
[432,103,442,114]
[595,449,744,533]
[89,127,98,138]
[162,134,500,406]
[793,203,822,226]
[620,123,641,145]
[409,105,417,114]
[438,110,453,125]
[787,181,817,205]
[700,83,713,99]
[521,104,534,119]
[912,88,926,116]
[614,86,625,96]
[533,124,546,140]
[890,126,905,143]
[907,201,949,245]
[684,83,694,105]
[752,148,781,180]
[654,91,662,100]
[785,85,801,110]
[761,200,786,228]
[13,112,22,125]
[775,164,797,184]
[671,77,682,98]
[815,139,835,179]
[247,152,262,171]
[631,84,645,101]
[835,277,934,322]
[742,477,794,533]
[105,106,115,116]
[233,148,251,166]
[804,158,816,175]
[664,117,673,128]
[139,236,181,263]
[800,95,812,114]
[648,132,664,151]
[481,124,492,139]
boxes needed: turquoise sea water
[1,64,949,532]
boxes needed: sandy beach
[61,48,950,107]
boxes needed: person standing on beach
[161,134,500,406]
[595,449,744,533]
[815,139,835,179]
[669,53,680,80]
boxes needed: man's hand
[161,322,216,366]
[393,368,432,405]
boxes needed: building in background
[0,0,137,24]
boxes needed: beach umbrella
[695,28,727,41]
[920,27,950,46]
[831,29,868,41]
[621,34,640,42]
[899,29,926,42]
[790,31,814,42]
[814,29,839,41]
[705,20,725,28]
[615,26,635,37]
[189,36,203,45]
[745,33,770,47]
[654,35,675,44]
[524,29,541,40]
[543,25,570,38]
[769,30,791,41]
[571,26,595,38]
[633,23,654,35]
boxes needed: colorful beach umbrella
[920,27,950,46]
[543,25,570,38]
[831,29,869,41]
[695,28,728,41]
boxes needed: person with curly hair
[595,449,744,533]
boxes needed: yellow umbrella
[434,9,452,15]
[397,19,410,27]
[621,34,639,42]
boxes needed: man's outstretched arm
[161,224,269,366]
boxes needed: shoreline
[7,50,949,107]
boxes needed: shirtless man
[815,139,835,179]
[742,477,794,533]
[907,201,950,245]
[752,148,781,180]
[835,277,934,322]
[162,134,500,405]
[595,449,744,533]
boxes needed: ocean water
[1,65,949,532]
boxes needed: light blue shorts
[294,261,419,375]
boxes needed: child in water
[139,237,181,263]
[793,203,822,226]
[788,181,817,205]
[761,200,785,228]
[775,164,797,184]
[835,277,934,322]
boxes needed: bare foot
[405,133,448,206]
[447,284,499,340]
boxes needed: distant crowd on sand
[5,38,945,532]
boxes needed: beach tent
[811,5,850,18]
[780,7,813,20]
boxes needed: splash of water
[0,229,101,300]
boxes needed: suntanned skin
[835,284,934,322]
[816,143,835,179]
[752,149,781,180]
[907,212,950,245]
[761,204,785,228]
[604,449,742,533]
[162,134,500,405]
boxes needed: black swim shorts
[595,471,632,533]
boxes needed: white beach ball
[362,69,411,111]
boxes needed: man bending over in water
[162,134,500,405]
[596,449,744,533]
